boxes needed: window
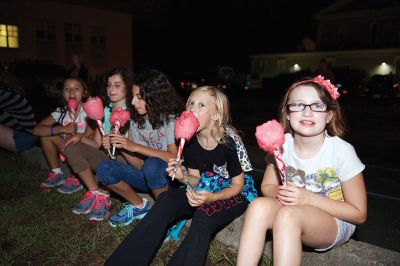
[0,24,19,48]
[64,23,82,43]
[90,25,106,65]
[90,25,106,46]
[36,20,56,41]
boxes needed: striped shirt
[0,85,36,133]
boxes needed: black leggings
[105,186,249,266]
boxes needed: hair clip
[313,75,340,100]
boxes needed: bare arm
[185,168,244,206]
[277,173,367,224]
[304,173,367,224]
[80,127,103,148]
[212,172,244,201]
[33,115,75,136]
[110,133,178,162]
[260,164,280,197]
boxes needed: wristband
[50,127,54,136]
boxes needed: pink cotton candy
[82,96,104,120]
[174,111,200,141]
[110,109,131,127]
[68,98,78,112]
[255,119,285,154]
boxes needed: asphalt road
[229,90,400,252]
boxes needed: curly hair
[100,66,134,109]
[132,69,184,129]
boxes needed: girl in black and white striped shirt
[0,73,36,153]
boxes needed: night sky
[132,0,333,73]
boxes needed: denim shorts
[96,157,169,192]
[315,218,356,251]
[13,129,36,152]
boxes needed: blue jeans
[96,157,168,192]
[13,129,36,152]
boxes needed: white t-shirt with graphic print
[281,133,365,201]
[51,107,88,134]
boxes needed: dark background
[134,0,332,73]
[59,0,333,73]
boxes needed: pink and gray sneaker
[40,172,65,189]
[57,176,83,194]
[72,190,97,214]
[88,193,111,221]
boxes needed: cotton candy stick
[172,111,200,180]
[255,119,287,185]
[82,97,115,159]
[111,120,120,156]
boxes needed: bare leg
[108,181,143,206]
[0,124,18,152]
[40,136,65,169]
[151,185,168,199]
[76,168,99,191]
[237,197,282,266]
[273,205,338,266]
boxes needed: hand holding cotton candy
[110,109,131,156]
[255,119,287,185]
[172,111,200,180]
[82,96,114,159]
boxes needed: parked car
[365,74,398,98]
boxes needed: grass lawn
[0,150,270,265]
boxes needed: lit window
[0,24,19,48]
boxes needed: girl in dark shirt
[105,86,256,266]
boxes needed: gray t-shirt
[129,117,175,151]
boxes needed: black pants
[105,186,249,266]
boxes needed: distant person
[105,86,257,266]
[68,53,88,83]
[237,76,367,266]
[96,69,184,227]
[0,69,36,153]
[33,77,92,194]
[61,67,133,221]
[315,59,335,84]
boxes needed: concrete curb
[20,146,400,265]
[215,215,400,266]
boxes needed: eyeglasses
[287,103,328,112]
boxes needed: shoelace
[46,172,58,181]
[79,191,95,204]
[119,203,134,217]
[64,177,78,186]
[93,195,110,211]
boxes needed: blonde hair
[188,86,235,143]
[280,80,346,137]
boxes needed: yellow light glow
[0,24,19,48]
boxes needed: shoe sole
[88,212,110,222]
[108,212,148,228]
[72,207,92,215]
[57,185,83,194]
[40,180,65,189]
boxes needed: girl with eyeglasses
[237,76,367,266]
